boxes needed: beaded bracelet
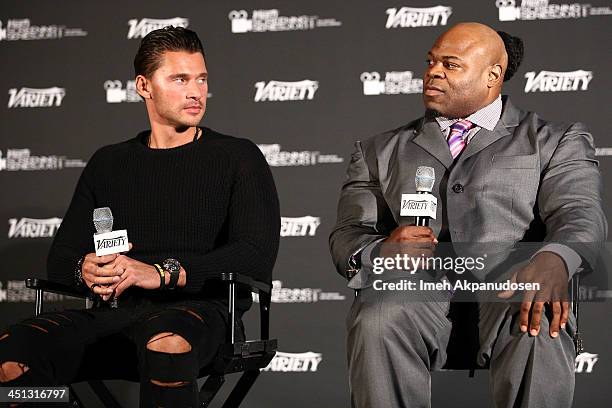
[74,255,86,289]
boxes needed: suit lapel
[460,125,510,161]
[456,96,521,162]
[412,119,454,169]
[409,96,522,168]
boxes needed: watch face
[163,258,181,273]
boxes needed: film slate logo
[361,71,423,95]
[0,149,86,171]
[253,280,346,304]
[254,80,318,102]
[127,18,189,39]
[385,6,453,28]
[0,19,87,41]
[257,144,344,167]
[105,80,141,103]
[280,216,321,237]
[7,87,65,108]
[575,352,598,373]
[228,9,341,33]
[8,217,62,239]
[524,70,593,93]
[496,0,612,21]
[261,351,323,372]
[105,80,212,103]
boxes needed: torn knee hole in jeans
[169,307,204,322]
[147,313,163,322]
[146,333,175,346]
[35,318,59,327]
[150,379,191,388]
[146,333,192,354]
[0,361,30,382]
[53,313,73,323]
[18,323,48,333]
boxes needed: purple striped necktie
[447,119,474,159]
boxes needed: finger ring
[90,283,100,291]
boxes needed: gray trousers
[346,284,577,408]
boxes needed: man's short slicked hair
[134,26,205,78]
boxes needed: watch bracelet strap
[167,268,180,290]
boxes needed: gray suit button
[452,183,464,193]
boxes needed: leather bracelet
[154,263,165,290]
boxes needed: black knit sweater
[47,127,280,302]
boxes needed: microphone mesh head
[93,207,113,233]
[415,166,435,192]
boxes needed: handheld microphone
[92,207,128,307]
[93,207,129,256]
[400,166,437,226]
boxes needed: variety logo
[8,217,62,239]
[254,80,319,102]
[280,216,321,237]
[261,351,323,372]
[361,71,423,95]
[575,352,598,373]
[0,149,86,171]
[8,87,65,108]
[253,280,346,304]
[0,19,87,41]
[257,144,344,167]
[385,6,453,28]
[524,70,593,93]
[228,9,341,33]
[496,0,612,21]
[0,280,66,302]
[127,17,189,39]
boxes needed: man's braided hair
[497,30,524,82]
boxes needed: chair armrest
[220,273,271,294]
[25,278,88,299]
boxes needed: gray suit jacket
[329,96,607,282]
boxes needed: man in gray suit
[330,22,606,407]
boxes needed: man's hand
[498,251,570,338]
[101,245,162,300]
[380,225,438,260]
[81,252,123,297]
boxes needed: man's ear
[488,64,503,88]
[135,75,152,99]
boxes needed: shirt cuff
[532,243,582,280]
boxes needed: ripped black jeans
[0,295,242,407]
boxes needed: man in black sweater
[0,27,280,407]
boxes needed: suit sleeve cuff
[532,243,583,280]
